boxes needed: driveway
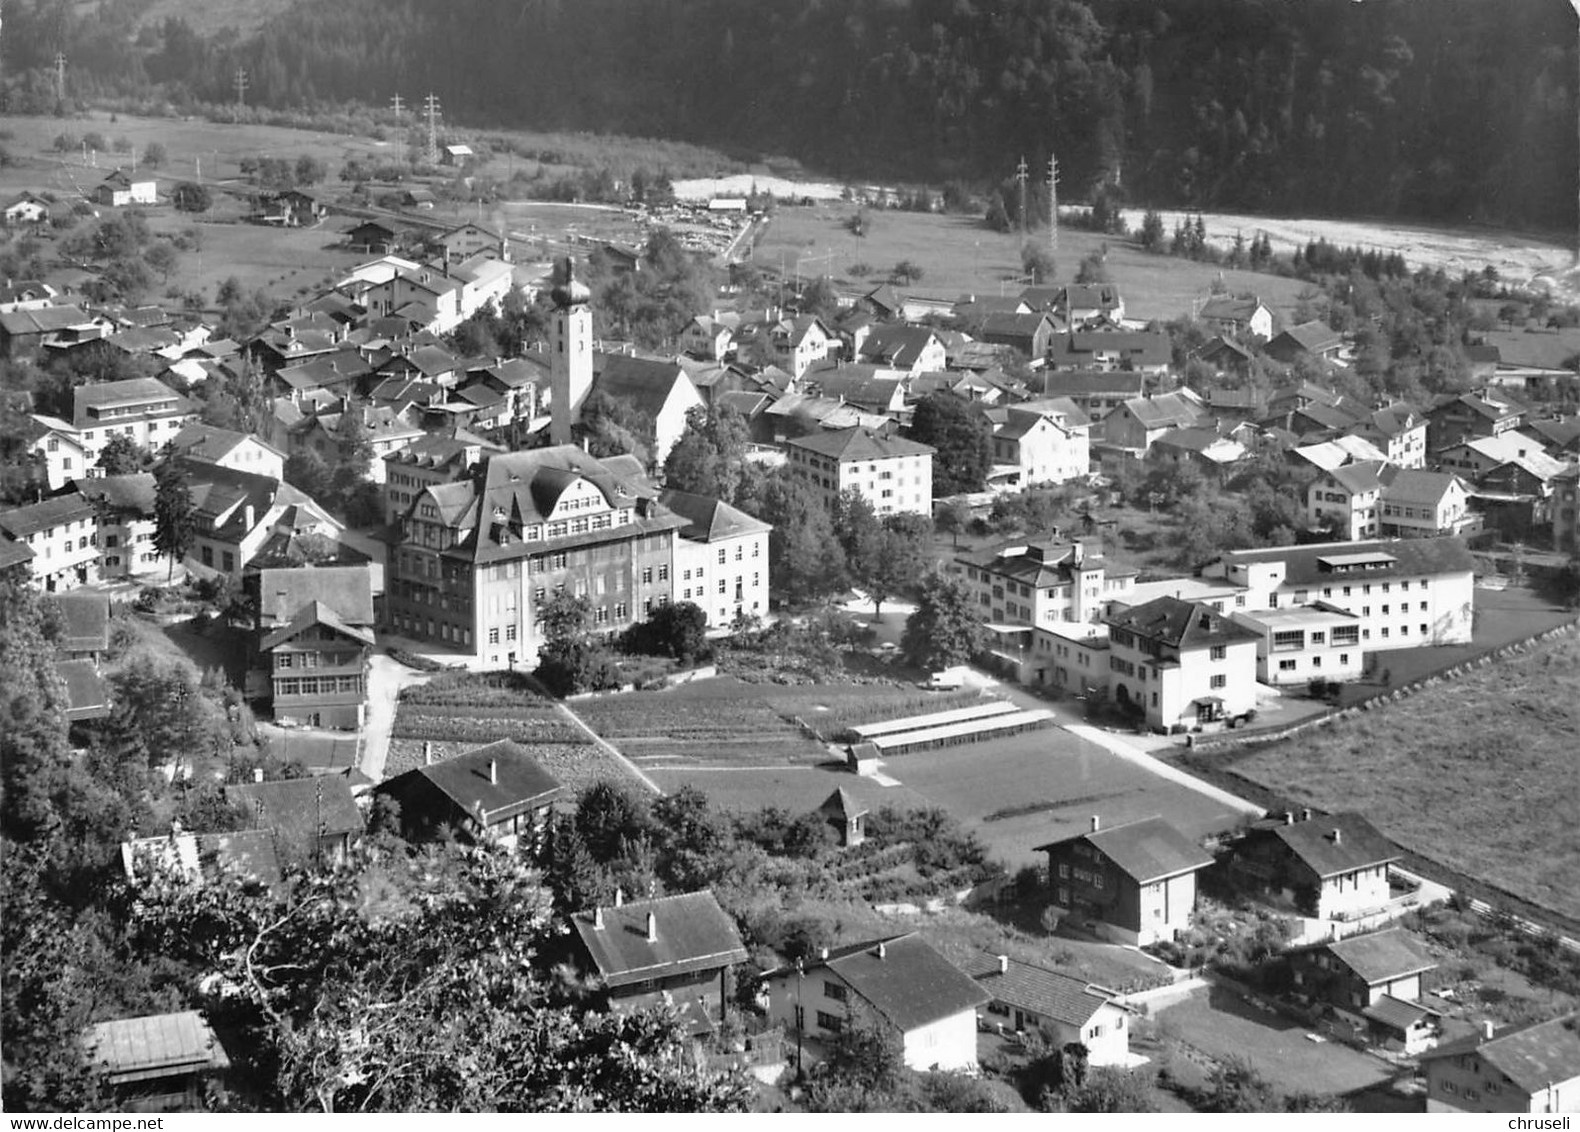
[358,652,435,782]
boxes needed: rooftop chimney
[819,947,829,961]
[1330,829,1342,845]
[877,941,887,959]
[646,912,658,943]
[1483,1020,1496,1040]
[424,741,433,766]
[997,954,1009,975]
[1300,808,1311,822]
[593,906,604,930]
[488,758,498,785]
[1283,811,1294,826]
[614,888,624,908]
[1090,815,1101,833]
[253,767,265,784]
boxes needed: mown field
[1226,632,1580,923]
[752,204,1314,323]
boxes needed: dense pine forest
[0,0,1575,230]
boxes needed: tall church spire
[549,256,593,446]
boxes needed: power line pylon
[1047,152,1060,255]
[1014,155,1029,236]
[234,67,249,116]
[423,92,441,167]
[53,52,65,103]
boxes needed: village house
[1229,810,1400,919]
[968,953,1133,1066]
[1308,461,1387,539]
[1198,294,1275,341]
[1376,468,1476,538]
[571,890,749,1037]
[0,492,100,591]
[120,828,282,890]
[1420,1013,1580,1114]
[433,220,508,263]
[1102,392,1211,454]
[979,311,1059,360]
[1034,815,1213,946]
[954,539,1135,629]
[659,489,772,626]
[1265,320,1344,365]
[168,422,287,481]
[77,473,167,580]
[856,324,946,376]
[4,191,51,226]
[375,739,565,850]
[762,934,989,1072]
[1047,329,1170,375]
[1103,596,1260,732]
[84,1012,232,1112]
[1353,403,1429,468]
[801,365,908,416]
[783,427,934,518]
[1035,370,1148,421]
[819,788,868,847]
[255,565,376,730]
[1052,282,1125,327]
[1024,620,1110,696]
[255,188,324,227]
[224,775,363,866]
[382,430,502,525]
[679,312,740,361]
[1426,389,1526,453]
[1200,536,1477,648]
[987,401,1091,489]
[183,460,345,578]
[94,168,157,208]
[1291,928,1437,1035]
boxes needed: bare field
[1227,632,1580,923]
[752,205,1314,323]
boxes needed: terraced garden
[570,677,990,769]
[386,672,642,792]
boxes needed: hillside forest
[0,0,1573,233]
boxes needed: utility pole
[423,92,441,167]
[1573,0,1580,262]
[1014,155,1029,236]
[53,52,65,104]
[1047,152,1060,256]
[233,67,249,116]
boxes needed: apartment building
[783,427,934,518]
[1103,596,1260,732]
[955,540,1135,629]
[659,489,771,627]
[31,377,197,490]
[1200,537,1476,648]
[0,492,99,590]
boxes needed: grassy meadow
[1228,632,1580,923]
[752,203,1315,323]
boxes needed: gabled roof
[1199,295,1268,323]
[785,426,934,462]
[1050,329,1169,368]
[225,776,363,848]
[1039,370,1148,398]
[572,890,748,988]
[402,739,564,826]
[1325,459,1388,494]
[1419,1014,1580,1095]
[1363,994,1437,1032]
[967,952,1117,1028]
[1255,811,1400,878]
[1451,433,1568,481]
[1035,815,1213,884]
[858,324,940,368]
[593,354,695,422]
[56,658,111,721]
[979,311,1055,339]
[73,377,191,427]
[0,492,95,538]
[0,304,96,338]
[1324,928,1435,986]
[659,489,772,543]
[792,934,990,1032]
[819,787,868,820]
[169,422,284,466]
[260,600,376,651]
[1119,393,1206,430]
[85,1012,229,1084]
[1379,466,1464,506]
[52,592,110,653]
[1271,320,1343,354]
[1362,403,1424,439]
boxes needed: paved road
[358,652,435,782]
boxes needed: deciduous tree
[901,575,984,672]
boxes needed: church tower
[549,255,593,446]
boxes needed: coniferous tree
[152,457,196,580]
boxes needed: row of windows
[1277,653,1351,672]
[276,676,362,696]
[276,651,359,669]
